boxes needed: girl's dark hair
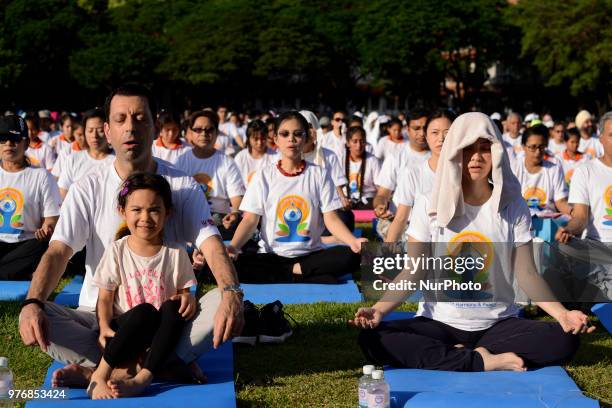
[82,108,105,129]
[522,124,549,145]
[274,111,309,139]
[425,109,457,133]
[60,113,76,125]
[246,119,267,153]
[387,117,403,129]
[344,126,367,203]
[566,127,580,142]
[188,110,218,131]
[24,114,40,131]
[156,110,181,129]
[115,173,173,240]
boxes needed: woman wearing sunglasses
[227,111,367,283]
[175,110,245,240]
[0,115,61,280]
[512,124,571,216]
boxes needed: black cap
[0,115,28,138]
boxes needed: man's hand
[170,292,198,320]
[192,248,205,271]
[19,303,50,352]
[350,238,369,254]
[349,307,383,329]
[557,310,595,335]
[212,292,244,349]
[222,213,239,230]
[374,203,393,220]
[555,227,574,244]
[225,244,240,260]
[34,224,54,241]
[98,326,116,350]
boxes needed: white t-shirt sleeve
[177,177,219,249]
[568,166,589,205]
[374,139,385,160]
[326,151,348,186]
[394,173,414,207]
[175,247,198,290]
[45,146,56,171]
[41,170,61,217]
[375,155,396,190]
[50,181,91,254]
[239,170,266,216]
[552,163,569,201]
[320,168,343,213]
[91,243,121,291]
[224,158,246,198]
[510,199,533,245]
[406,194,431,242]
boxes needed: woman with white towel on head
[351,112,593,372]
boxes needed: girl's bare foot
[87,370,115,400]
[52,364,93,388]
[109,369,154,398]
[475,347,526,372]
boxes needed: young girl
[88,173,197,399]
[385,110,455,242]
[227,111,367,283]
[557,127,591,187]
[234,120,276,186]
[343,126,380,210]
[152,111,191,166]
[512,124,570,216]
[49,113,77,157]
[352,112,593,372]
[374,118,406,162]
[24,114,56,172]
[175,110,245,240]
[548,121,567,156]
[51,120,86,182]
[0,115,61,280]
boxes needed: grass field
[1,225,611,407]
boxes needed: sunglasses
[0,133,26,144]
[277,130,307,138]
[525,144,547,152]
[191,127,216,135]
[333,117,344,122]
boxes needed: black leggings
[359,316,579,372]
[0,239,48,280]
[103,300,184,373]
[235,246,361,283]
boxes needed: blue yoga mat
[381,312,597,408]
[592,303,612,334]
[54,275,84,307]
[243,279,362,304]
[27,341,236,407]
[0,281,30,301]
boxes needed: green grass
[1,226,611,407]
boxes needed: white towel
[429,112,522,227]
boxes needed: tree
[508,0,612,112]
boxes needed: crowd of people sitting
[0,83,608,399]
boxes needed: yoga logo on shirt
[522,186,547,211]
[446,231,493,299]
[193,173,214,199]
[604,185,612,226]
[564,168,575,186]
[26,154,41,167]
[275,195,311,243]
[0,188,24,234]
[349,173,361,194]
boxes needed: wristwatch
[223,284,244,297]
[20,298,45,311]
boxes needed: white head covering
[575,110,592,130]
[299,110,324,166]
[429,112,522,227]
[365,111,380,148]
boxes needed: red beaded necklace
[276,159,306,177]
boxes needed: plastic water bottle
[367,369,390,408]
[0,357,13,399]
[358,365,375,408]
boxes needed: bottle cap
[363,365,375,375]
[0,357,7,368]
[371,370,383,380]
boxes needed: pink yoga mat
[353,209,375,223]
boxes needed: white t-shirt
[568,159,612,242]
[240,162,342,257]
[373,137,406,161]
[151,137,192,166]
[0,166,61,243]
[303,147,348,187]
[512,159,568,215]
[234,148,276,186]
[343,152,381,200]
[92,236,197,316]
[502,133,522,155]
[174,150,245,214]
[556,151,591,187]
[548,139,566,156]
[319,131,347,159]
[579,137,603,158]
[49,134,72,157]
[394,160,435,208]
[57,151,115,191]
[26,142,55,171]
[407,194,533,331]
[375,145,431,191]
[51,159,219,308]
[214,134,234,156]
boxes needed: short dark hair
[24,113,39,131]
[117,172,173,212]
[188,110,218,131]
[425,109,457,133]
[407,108,430,123]
[60,113,76,125]
[156,110,181,129]
[349,116,364,127]
[387,117,403,129]
[566,127,580,142]
[245,119,267,152]
[274,111,309,137]
[82,108,105,129]
[522,124,550,145]
[104,83,156,122]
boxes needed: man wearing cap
[37,110,54,143]
[18,84,244,387]
[575,110,603,158]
